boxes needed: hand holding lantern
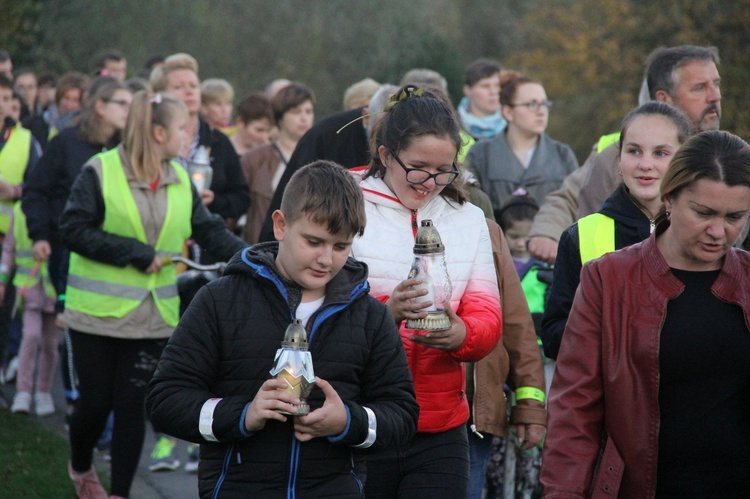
[269,319,316,415]
[406,219,453,331]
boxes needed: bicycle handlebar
[168,255,227,272]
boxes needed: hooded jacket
[540,225,750,498]
[541,184,663,359]
[146,243,418,498]
[351,175,502,433]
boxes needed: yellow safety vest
[65,149,192,327]
[578,213,615,264]
[596,132,621,153]
[458,130,475,164]
[12,202,57,298]
[0,127,32,234]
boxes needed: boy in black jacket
[146,160,418,498]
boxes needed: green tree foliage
[508,0,750,156]
[6,0,750,161]
[0,0,42,67]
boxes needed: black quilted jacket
[146,243,418,498]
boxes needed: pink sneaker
[68,462,108,499]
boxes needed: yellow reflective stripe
[578,213,615,264]
[0,204,13,215]
[154,284,179,300]
[14,266,36,276]
[68,274,178,301]
[16,250,33,259]
[516,386,545,403]
[67,274,149,300]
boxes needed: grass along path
[0,409,108,497]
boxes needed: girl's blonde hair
[123,91,186,182]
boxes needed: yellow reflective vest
[12,202,56,298]
[596,132,621,153]
[578,213,615,264]
[65,149,192,327]
[0,126,32,234]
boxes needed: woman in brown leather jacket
[541,131,750,498]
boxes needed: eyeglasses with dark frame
[385,145,460,186]
[509,99,553,111]
[106,98,131,108]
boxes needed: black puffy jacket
[146,243,418,498]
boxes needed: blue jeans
[467,423,494,499]
[365,425,469,498]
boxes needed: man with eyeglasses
[528,45,725,263]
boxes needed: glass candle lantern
[269,319,315,415]
[187,145,213,192]
[406,219,453,331]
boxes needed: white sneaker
[34,392,56,417]
[11,391,31,414]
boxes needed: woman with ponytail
[59,91,246,499]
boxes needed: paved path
[1,370,198,498]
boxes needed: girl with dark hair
[351,86,502,497]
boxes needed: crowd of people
[0,42,748,499]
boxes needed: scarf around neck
[457,96,506,140]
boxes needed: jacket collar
[599,184,666,234]
[359,176,450,221]
[643,219,747,301]
[227,242,370,313]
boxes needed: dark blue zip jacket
[146,242,418,498]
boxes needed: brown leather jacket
[541,225,750,498]
[472,220,547,436]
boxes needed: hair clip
[511,187,529,196]
[336,85,425,135]
[150,93,163,105]
[384,85,425,112]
